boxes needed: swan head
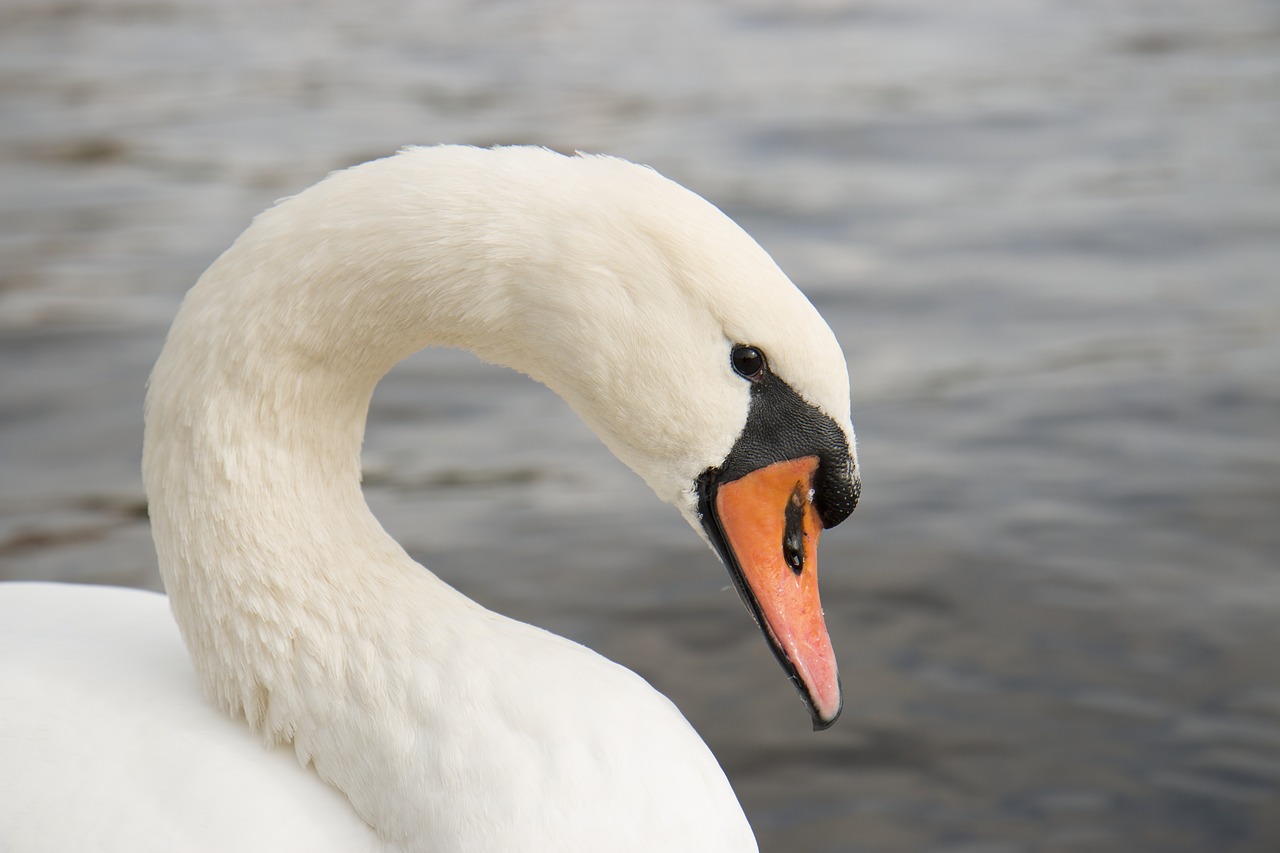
[427,148,863,728]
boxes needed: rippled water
[2,1,1279,850]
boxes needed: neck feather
[141,154,552,842]
[139,149,760,848]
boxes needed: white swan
[0,145,860,852]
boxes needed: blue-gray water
[2,1,1278,850]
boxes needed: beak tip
[811,711,840,732]
[806,676,843,731]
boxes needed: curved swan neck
[145,149,591,568]
[141,152,553,840]
[143,152,555,697]
[140,144,782,711]
[140,147,768,849]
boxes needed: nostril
[783,486,806,575]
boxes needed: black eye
[730,344,766,380]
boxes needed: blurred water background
[2,0,1279,850]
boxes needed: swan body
[0,145,859,852]
[0,584,379,852]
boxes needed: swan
[0,145,861,852]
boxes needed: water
[2,0,1279,849]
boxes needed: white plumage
[0,146,856,852]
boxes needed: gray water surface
[2,1,1279,850]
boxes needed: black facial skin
[717,349,860,528]
[695,345,861,730]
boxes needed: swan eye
[730,345,766,381]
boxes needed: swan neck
[133,147,789,849]
[141,158,525,741]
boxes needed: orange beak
[707,456,841,728]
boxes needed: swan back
[0,583,380,853]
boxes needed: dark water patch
[0,520,123,556]
[9,136,130,166]
[724,725,997,777]
[362,465,548,492]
